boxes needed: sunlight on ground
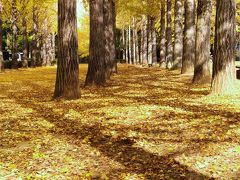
[0,64,240,179]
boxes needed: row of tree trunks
[0,1,3,72]
[121,15,157,66]
[85,0,112,87]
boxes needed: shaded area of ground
[0,65,240,179]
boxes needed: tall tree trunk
[211,0,236,95]
[22,16,28,68]
[193,0,212,84]
[122,28,126,60]
[132,17,136,64]
[103,0,113,79]
[11,0,18,69]
[111,0,117,73]
[142,15,148,65]
[172,0,183,69]
[31,6,37,68]
[166,0,173,69]
[136,27,140,64]
[50,32,55,64]
[85,0,106,86]
[128,25,132,64]
[0,1,4,72]
[152,18,157,65]
[148,17,153,65]
[54,0,80,99]
[182,0,196,74]
[125,26,129,63]
[140,18,144,64]
[159,1,166,68]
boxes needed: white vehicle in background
[17,52,23,62]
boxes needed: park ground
[0,64,240,179]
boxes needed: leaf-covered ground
[0,64,240,179]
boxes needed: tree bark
[11,0,18,69]
[152,18,157,65]
[0,1,4,72]
[182,0,196,74]
[54,0,80,99]
[50,32,55,64]
[85,0,106,87]
[148,17,153,65]
[211,0,236,95]
[103,0,113,78]
[132,17,136,64]
[31,6,37,68]
[122,28,126,60]
[22,16,28,68]
[111,0,117,73]
[159,1,166,68]
[128,25,132,64]
[193,0,212,84]
[166,0,173,69]
[140,18,144,64]
[142,15,148,65]
[136,27,140,64]
[172,0,183,69]
[125,26,129,63]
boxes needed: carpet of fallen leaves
[0,64,240,179]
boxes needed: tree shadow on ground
[2,66,240,179]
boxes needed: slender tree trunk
[152,18,157,65]
[211,0,236,95]
[85,0,106,86]
[22,16,28,68]
[166,0,173,69]
[128,25,132,64]
[103,0,112,79]
[172,0,183,69]
[140,18,144,64]
[45,33,52,66]
[111,0,117,73]
[54,0,80,99]
[132,17,136,64]
[11,0,18,69]
[31,6,37,68]
[148,17,153,65]
[182,0,196,74]
[142,15,148,65]
[51,32,55,64]
[0,1,4,72]
[136,28,140,64]
[122,28,126,60]
[193,0,212,84]
[160,1,166,68]
[125,26,129,63]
